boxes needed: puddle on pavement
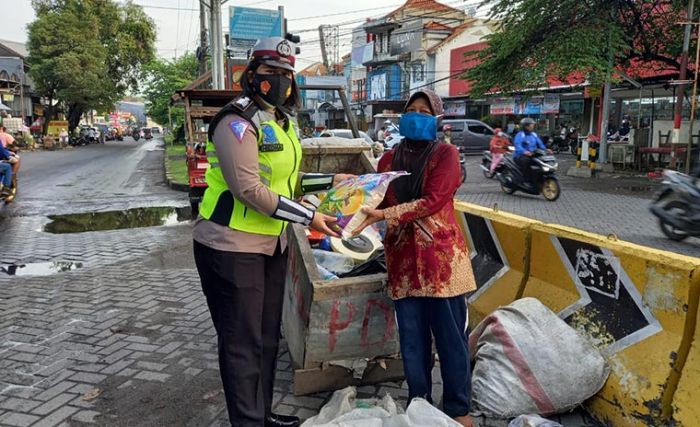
[1,261,83,277]
[43,206,191,234]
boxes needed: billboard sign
[228,6,282,57]
[369,73,387,100]
[490,97,515,115]
[390,20,423,56]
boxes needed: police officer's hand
[547,149,553,155]
[525,151,533,157]
[310,212,340,237]
[333,174,356,187]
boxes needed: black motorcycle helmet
[520,117,535,127]
[520,117,535,133]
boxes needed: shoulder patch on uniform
[235,96,252,109]
[228,120,250,142]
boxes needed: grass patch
[165,144,188,185]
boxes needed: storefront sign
[444,101,466,116]
[369,73,387,100]
[47,120,69,136]
[352,42,374,67]
[390,20,423,56]
[543,94,560,113]
[491,95,560,115]
[490,97,516,115]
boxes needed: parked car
[318,129,374,145]
[151,127,161,135]
[439,119,495,154]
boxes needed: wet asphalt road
[1,138,186,219]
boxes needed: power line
[290,0,481,34]
[288,4,404,22]
[293,1,486,46]
[186,0,196,51]
[175,0,181,58]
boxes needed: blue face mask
[399,112,437,141]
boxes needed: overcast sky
[1,0,481,64]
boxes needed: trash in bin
[312,249,355,276]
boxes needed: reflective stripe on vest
[199,113,302,236]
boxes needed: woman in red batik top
[353,89,476,427]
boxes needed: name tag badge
[260,125,284,152]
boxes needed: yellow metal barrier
[520,223,700,427]
[454,201,540,327]
[672,286,700,426]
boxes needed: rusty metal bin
[282,141,403,395]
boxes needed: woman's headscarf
[391,89,444,203]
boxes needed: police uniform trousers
[193,240,287,426]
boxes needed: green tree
[466,0,689,96]
[140,53,199,132]
[27,0,156,132]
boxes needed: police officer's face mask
[253,73,292,107]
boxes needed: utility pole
[599,0,618,164]
[319,26,329,72]
[209,0,224,89]
[672,0,695,159]
[686,18,700,173]
[198,0,209,77]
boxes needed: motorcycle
[133,133,140,142]
[0,159,18,204]
[459,150,467,184]
[649,170,700,241]
[480,146,514,179]
[497,149,561,201]
[548,136,573,154]
[69,136,89,146]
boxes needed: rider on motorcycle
[513,118,548,188]
[443,124,452,145]
[0,143,13,196]
[489,128,511,174]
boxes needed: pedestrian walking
[192,36,351,427]
[351,89,477,427]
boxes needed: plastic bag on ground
[301,386,461,427]
[317,172,408,240]
[469,298,609,419]
[508,415,563,427]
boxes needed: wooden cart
[283,142,403,396]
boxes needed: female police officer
[193,37,348,427]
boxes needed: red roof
[386,0,463,19]
[449,41,681,97]
[423,21,453,31]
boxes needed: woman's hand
[351,207,385,236]
[333,174,356,187]
[310,212,340,237]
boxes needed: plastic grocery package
[317,172,408,239]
